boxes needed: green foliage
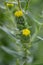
[0,0,43,65]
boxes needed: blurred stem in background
[25,0,31,11]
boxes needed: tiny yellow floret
[7,3,14,7]
[22,29,30,36]
[14,10,23,17]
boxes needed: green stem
[17,0,21,10]
[23,43,28,65]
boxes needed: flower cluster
[6,3,31,36]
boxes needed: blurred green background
[0,0,43,65]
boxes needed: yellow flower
[14,10,23,17]
[7,3,14,7]
[22,29,30,36]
